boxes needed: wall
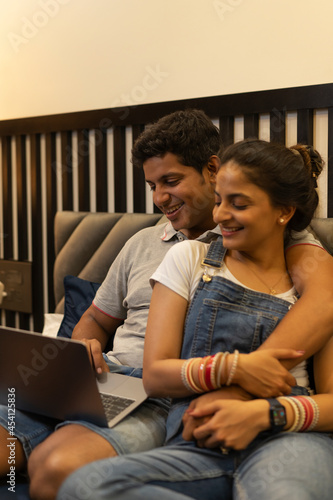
[1,0,333,120]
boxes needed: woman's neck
[225,244,293,295]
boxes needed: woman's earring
[279,218,285,224]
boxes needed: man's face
[143,153,217,239]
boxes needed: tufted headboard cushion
[53,213,333,314]
[308,218,333,256]
[53,211,166,313]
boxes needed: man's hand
[72,305,122,374]
[80,338,110,374]
[184,399,269,451]
[182,386,251,442]
[234,348,304,397]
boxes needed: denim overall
[166,237,307,445]
[58,238,333,500]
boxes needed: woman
[57,140,333,500]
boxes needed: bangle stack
[181,350,239,394]
[279,396,320,432]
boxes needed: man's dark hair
[132,109,222,173]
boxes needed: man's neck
[178,224,217,240]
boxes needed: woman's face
[213,161,285,253]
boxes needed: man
[1,110,332,499]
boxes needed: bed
[0,83,332,331]
[0,83,333,499]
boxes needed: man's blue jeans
[57,432,333,500]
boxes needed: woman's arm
[184,330,333,450]
[143,283,301,398]
[143,282,189,397]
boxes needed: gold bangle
[187,358,204,393]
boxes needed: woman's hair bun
[290,144,324,187]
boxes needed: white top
[151,239,309,388]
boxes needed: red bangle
[296,396,314,432]
[204,355,216,391]
[198,356,210,391]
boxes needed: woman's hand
[233,348,304,397]
[182,386,252,442]
[183,399,270,451]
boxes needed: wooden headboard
[0,83,332,331]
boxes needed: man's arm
[259,244,333,368]
[182,244,333,442]
[72,304,123,373]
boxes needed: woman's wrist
[249,399,271,432]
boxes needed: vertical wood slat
[2,137,13,259]
[113,126,127,212]
[2,137,16,327]
[328,108,333,217]
[270,109,286,144]
[16,136,28,260]
[30,134,44,332]
[132,124,146,213]
[77,129,90,211]
[61,131,73,211]
[219,116,234,147]
[45,133,57,313]
[95,128,108,212]
[244,114,259,139]
[297,109,314,144]
[15,135,30,330]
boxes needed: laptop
[0,326,147,428]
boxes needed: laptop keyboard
[100,393,135,421]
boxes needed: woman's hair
[219,138,324,232]
[131,109,222,173]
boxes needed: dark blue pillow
[57,275,101,338]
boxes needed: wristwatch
[267,398,286,432]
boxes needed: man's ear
[207,155,221,183]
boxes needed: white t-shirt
[151,239,309,388]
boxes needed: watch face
[272,407,286,426]
[268,399,287,431]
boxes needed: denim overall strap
[202,237,225,268]
[201,237,226,283]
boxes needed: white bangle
[226,349,239,386]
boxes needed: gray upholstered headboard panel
[309,218,333,256]
[53,212,333,314]
[54,211,166,313]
